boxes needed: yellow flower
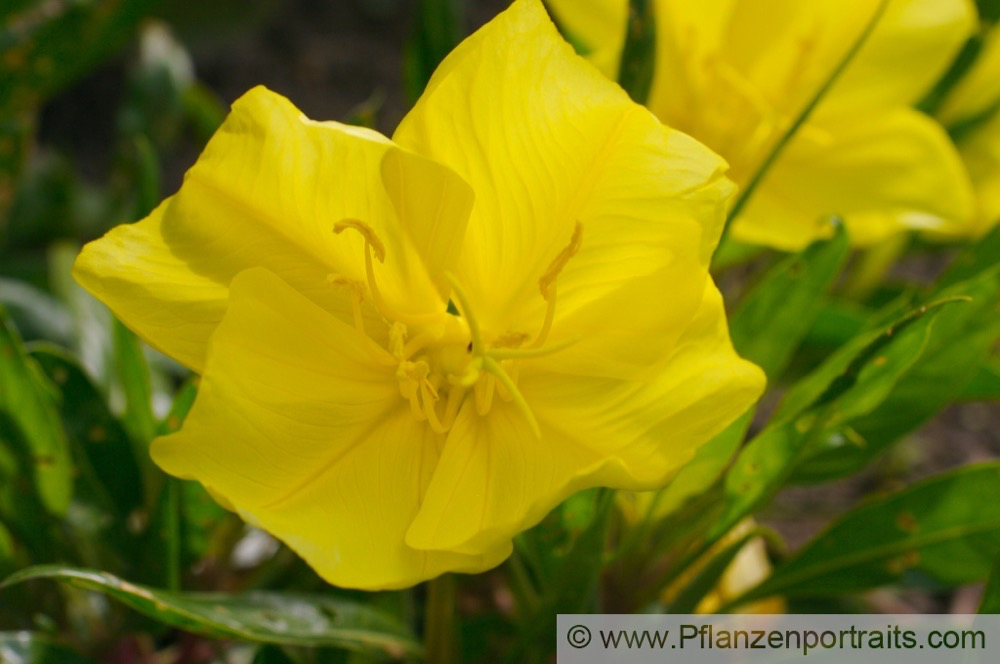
[661,519,785,614]
[937,24,1000,234]
[72,0,763,589]
[546,0,978,249]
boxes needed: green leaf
[0,520,14,576]
[961,358,1000,401]
[776,298,959,420]
[47,243,114,392]
[507,490,613,663]
[30,346,144,519]
[0,112,34,223]
[617,0,656,105]
[937,225,1000,290]
[404,0,463,102]
[112,319,157,445]
[0,566,423,658]
[729,464,1000,607]
[0,632,95,664]
[795,273,1000,482]
[645,413,750,523]
[158,377,197,436]
[0,277,73,345]
[0,418,58,562]
[0,306,72,515]
[709,299,956,544]
[980,556,1000,614]
[729,224,849,380]
[980,0,1000,24]
[1,0,155,112]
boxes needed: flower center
[330,220,582,437]
[667,26,824,183]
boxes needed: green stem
[721,0,891,241]
[424,574,457,664]
[164,478,181,591]
[618,0,657,104]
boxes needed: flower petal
[407,283,763,555]
[939,25,1000,125]
[733,108,977,249]
[544,0,627,78]
[648,0,973,122]
[151,268,507,589]
[394,0,731,339]
[74,86,472,372]
[818,0,975,116]
[957,110,1000,234]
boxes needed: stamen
[326,274,395,366]
[538,222,583,300]
[421,382,450,434]
[532,222,582,348]
[335,219,440,327]
[333,219,385,261]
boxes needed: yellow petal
[544,0,627,78]
[939,25,1000,126]
[817,0,976,116]
[534,241,707,380]
[394,0,732,341]
[733,108,976,249]
[151,268,507,589]
[74,86,472,372]
[406,282,764,555]
[648,0,973,122]
[957,110,1000,234]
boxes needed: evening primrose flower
[547,0,978,249]
[937,24,1000,234]
[73,0,763,589]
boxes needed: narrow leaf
[710,300,955,544]
[404,0,463,102]
[0,632,95,664]
[112,319,157,445]
[0,307,72,515]
[730,464,1000,607]
[0,566,422,658]
[31,345,144,518]
[730,224,849,380]
[617,0,656,104]
[980,556,1000,614]
[795,273,1000,482]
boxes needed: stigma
[330,219,583,438]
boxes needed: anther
[327,274,395,366]
[334,218,439,327]
[532,222,582,348]
[333,219,385,262]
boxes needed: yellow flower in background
[546,0,978,250]
[937,24,1000,234]
[73,0,763,589]
[661,519,785,614]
